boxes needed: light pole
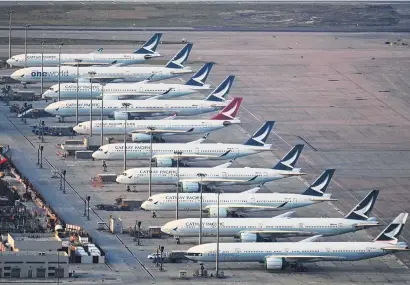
[58,42,64,101]
[216,191,220,277]
[197,173,206,245]
[8,10,14,65]
[62,170,66,194]
[137,221,141,246]
[74,59,82,125]
[39,145,44,168]
[122,102,131,171]
[87,195,91,220]
[100,83,106,146]
[174,151,182,220]
[24,24,31,68]
[40,40,46,95]
[88,71,96,137]
[147,127,155,198]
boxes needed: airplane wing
[61,61,113,67]
[153,154,220,160]
[144,88,175,100]
[381,247,410,251]
[181,178,250,184]
[130,128,194,134]
[265,255,346,262]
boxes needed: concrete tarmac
[1,31,410,284]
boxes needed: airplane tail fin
[345,190,379,220]
[185,62,215,87]
[165,43,193,69]
[205,76,235,102]
[134,33,162,54]
[211,97,243,120]
[244,121,275,146]
[302,169,335,196]
[374,213,408,242]
[272,144,304,171]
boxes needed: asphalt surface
[1,29,410,284]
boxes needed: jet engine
[240,232,265,242]
[180,182,200,193]
[113,111,130,120]
[209,207,228,217]
[154,157,173,167]
[131,133,153,142]
[264,257,287,270]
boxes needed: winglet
[302,169,336,197]
[244,121,275,146]
[213,159,235,169]
[205,76,235,102]
[185,62,215,87]
[272,144,304,171]
[165,43,193,69]
[134,33,162,54]
[374,213,408,243]
[187,133,210,144]
[345,190,379,220]
[211,97,243,120]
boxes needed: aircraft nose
[160,222,174,235]
[6,59,13,66]
[91,151,100,159]
[44,104,56,115]
[115,175,123,184]
[73,125,81,134]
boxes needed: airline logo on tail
[206,76,235,102]
[166,43,193,69]
[302,169,335,196]
[345,190,379,220]
[245,121,275,146]
[185,62,214,87]
[134,33,162,54]
[375,213,408,242]
[273,144,305,171]
[211,97,243,120]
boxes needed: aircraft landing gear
[57,116,65,123]
[175,237,180,244]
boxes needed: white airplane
[120,144,307,190]
[185,213,409,272]
[10,43,193,84]
[7,33,162,68]
[92,121,274,165]
[41,62,216,100]
[44,76,235,120]
[73,97,243,141]
[161,190,380,242]
[140,169,335,214]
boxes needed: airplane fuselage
[44,99,226,118]
[11,66,193,83]
[140,192,320,212]
[42,82,209,100]
[92,142,269,161]
[7,53,154,67]
[161,217,378,238]
[73,119,239,136]
[186,242,401,263]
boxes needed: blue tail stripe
[272,144,304,171]
[205,75,235,102]
[165,43,193,69]
[244,121,275,146]
[134,33,162,54]
[185,62,215,87]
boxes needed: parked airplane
[161,190,380,242]
[44,76,235,120]
[41,62,215,100]
[7,33,162,67]
[118,144,307,188]
[140,169,335,215]
[10,43,193,83]
[185,213,409,272]
[73,98,243,140]
[92,121,274,166]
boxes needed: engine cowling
[113,111,130,120]
[180,182,200,193]
[208,207,228,217]
[154,157,173,167]
[264,257,287,270]
[131,133,152,142]
[240,232,265,242]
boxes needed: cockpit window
[148,198,153,202]
[98,148,103,151]
[78,124,83,127]
[49,87,54,91]
[122,172,127,176]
